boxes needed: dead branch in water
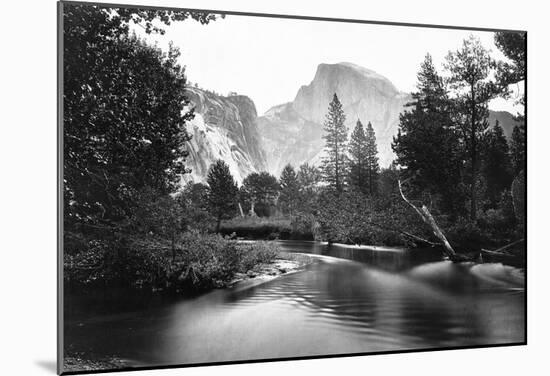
[398,180,457,258]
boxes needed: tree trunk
[398,180,457,258]
[238,202,245,218]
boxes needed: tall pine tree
[393,54,464,215]
[445,35,500,220]
[365,122,380,195]
[348,120,369,194]
[321,93,348,193]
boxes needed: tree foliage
[481,121,513,207]
[445,35,500,220]
[494,31,526,101]
[241,172,280,217]
[393,54,464,215]
[206,160,239,231]
[297,163,322,194]
[321,94,348,193]
[365,122,380,195]
[279,164,300,215]
[348,120,380,195]
[63,4,218,243]
[180,182,214,232]
[348,120,369,193]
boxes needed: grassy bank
[220,216,314,240]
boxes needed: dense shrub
[64,232,280,292]
[64,239,170,288]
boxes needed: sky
[137,13,524,115]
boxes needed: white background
[0,0,548,375]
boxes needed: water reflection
[64,240,525,367]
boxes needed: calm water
[64,240,525,368]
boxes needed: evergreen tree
[321,93,348,193]
[348,120,369,194]
[445,35,500,220]
[279,164,300,215]
[206,160,239,232]
[393,54,464,215]
[365,122,380,195]
[482,121,513,207]
[510,124,526,175]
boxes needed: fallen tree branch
[398,180,457,258]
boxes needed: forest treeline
[63,4,526,292]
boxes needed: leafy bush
[64,239,170,288]
[64,232,280,292]
[234,241,280,271]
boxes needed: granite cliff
[182,88,266,185]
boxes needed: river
[64,240,525,368]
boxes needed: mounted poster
[58,1,527,374]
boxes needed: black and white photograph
[58,1,527,374]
